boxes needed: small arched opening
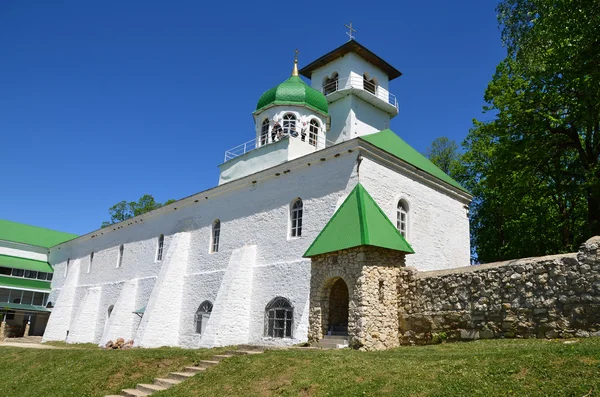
[327,278,349,335]
[323,72,339,95]
[363,73,377,95]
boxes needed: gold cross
[345,21,356,40]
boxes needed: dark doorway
[328,278,349,335]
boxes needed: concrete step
[121,389,149,397]
[168,371,196,381]
[314,340,348,349]
[225,350,264,356]
[323,335,349,341]
[184,366,206,373]
[212,354,234,360]
[137,383,167,394]
[197,360,219,367]
[153,378,182,388]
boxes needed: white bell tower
[299,39,402,144]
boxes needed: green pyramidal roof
[0,219,78,248]
[360,129,469,194]
[304,183,414,257]
[255,75,328,115]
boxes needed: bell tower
[299,39,402,144]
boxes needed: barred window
[117,244,124,268]
[195,300,213,334]
[211,220,220,253]
[282,113,296,136]
[309,119,319,147]
[157,234,164,261]
[397,200,408,238]
[260,119,269,146]
[290,198,303,238]
[265,297,293,338]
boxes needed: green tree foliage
[101,194,176,227]
[460,0,599,262]
[426,137,460,177]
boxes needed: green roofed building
[0,219,76,338]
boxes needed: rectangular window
[12,268,24,277]
[6,311,15,320]
[22,290,34,305]
[0,267,11,276]
[47,273,53,281]
[24,270,37,279]
[36,272,46,280]
[0,288,10,303]
[32,292,44,306]
[157,235,164,261]
[211,221,220,253]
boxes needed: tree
[101,194,176,227]
[426,137,460,177]
[459,0,598,262]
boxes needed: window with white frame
[309,119,319,147]
[282,113,296,136]
[157,234,164,261]
[397,200,408,238]
[265,297,293,338]
[211,220,220,253]
[290,198,303,238]
[117,244,124,268]
[260,119,269,146]
[88,252,94,274]
[195,300,213,334]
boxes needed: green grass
[0,344,228,397]
[159,339,600,397]
[1,339,600,397]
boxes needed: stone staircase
[313,334,349,349]
[105,349,263,397]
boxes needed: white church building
[41,40,472,348]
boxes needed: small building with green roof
[0,219,76,338]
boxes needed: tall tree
[459,0,598,262]
[101,194,176,227]
[426,137,460,176]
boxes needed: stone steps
[105,348,264,397]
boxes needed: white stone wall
[359,157,471,270]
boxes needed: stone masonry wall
[398,236,600,344]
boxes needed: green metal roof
[304,183,414,257]
[0,219,78,248]
[0,302,51,313]
[360,130,469,194]
[0,275,51,291]
[255,75,328,115]
[0,254,53,273]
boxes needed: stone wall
[398,236,600,344]
[308,246,406,350]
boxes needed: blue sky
[0,1,505,235]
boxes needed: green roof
[304,183,414,257]
[0,275,51,291]
[0,254,53,273]
[0,219,77,248]
[360,130,469,194]
[255,75,328,115]
[0,302,51,313]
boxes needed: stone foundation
[398,236,600,344]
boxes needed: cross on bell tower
[344,21,356,41]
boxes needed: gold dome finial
[292,48,299,76]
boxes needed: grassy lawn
[1,339,599,397]
[0,343,227,397]
[159,338,600,397]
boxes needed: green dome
[255,75,328,115]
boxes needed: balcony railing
[321,76,398,109]
[224,130,334,162]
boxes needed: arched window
[117,245,124,268]
[107,305,114,318]
[265,297,293,338]
[65,258,70,278]
[323,72,339,95]
[363,73,377,95]
[156,234,164,261]
[282,114,296,136]
[397,200,408,238]
[290,198,303,238]
[195,300,213,334]
[308,119,319,147]
[88,252,94,274]
[211,220,220,253]
[260,119,270,146]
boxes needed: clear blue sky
[0,1,505,236]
